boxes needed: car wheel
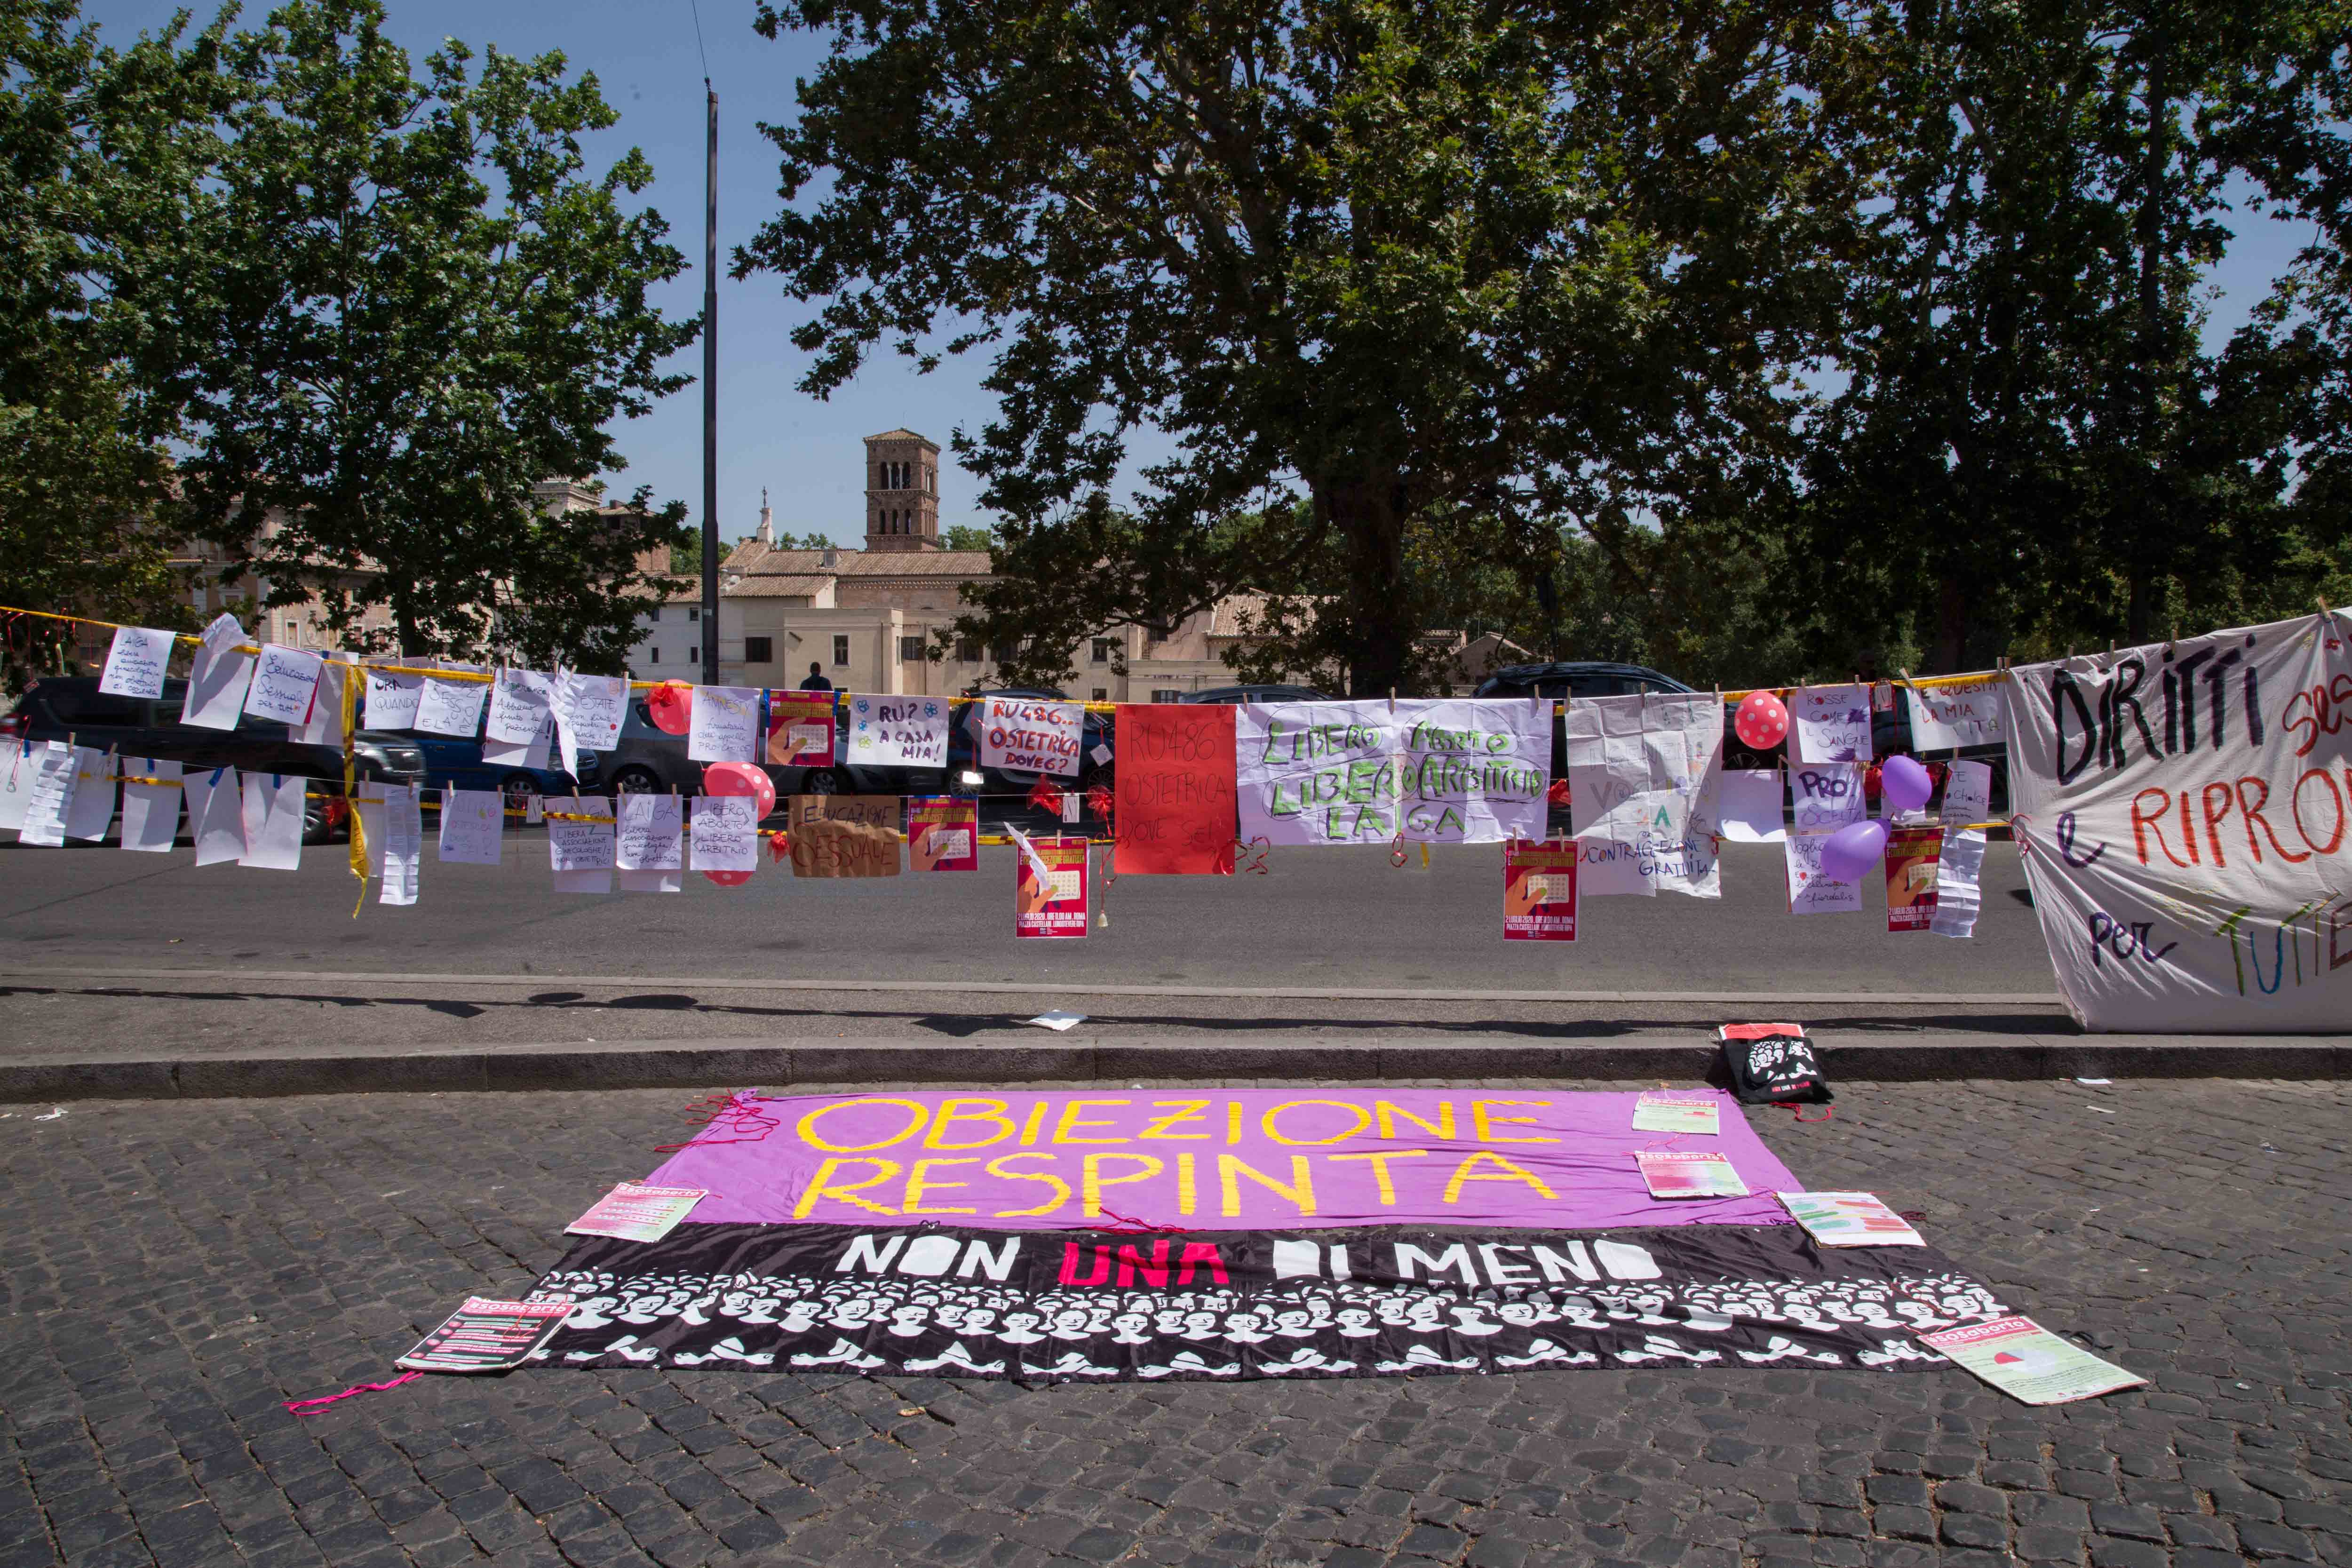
[499,772,542,812]
[611,765,664,796]
[802,767,839,796]
[302,794,337,845]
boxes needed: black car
[3,676,428,843]
[600,695,846,803]
[1182,684,1334,704]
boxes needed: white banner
[849,694,952,768]
[1906,676,2007,751]
[1563,692,1724,897]
[2007,611,2352,1031]
[1236,699,1549,846]
[975,695,1079,777]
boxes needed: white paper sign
[1237,698,1550,845]
[363,663,425,729]
[1939,757,1994,828]
[1576,835,1654,897]
[1718,770,1787,843]
[616,794,683,872]
[848,693,952,768]
[548,796,615,893]
[119,756,183,852]
[1929,828,1986,939]
[437,788,505,866]
[1791,684,1874,764]
[976,695,1081,776]
[60,746,112,841]
[99,626,175,699]
[1790,762,1866,832]
[244,645,324,727]
[0,743,34,831]
[1785,828,1862,915]
[687,685,763,764]
[380,783,422,905]
[1906,676,2007,751]
[414,664,491,738]
[184,767,245,866]
[238,772,307,870]
[689,795,759,872]
[553,670,627,779]
[294,657,352,745]
[485,668,556,745]
[17,741,78,846]
[180,614,255,731]
[1563,693,1723,898]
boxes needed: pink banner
[646,1088,1799,1232]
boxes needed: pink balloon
[1734,690,1788,751]
[1881,754,1933,814]
[1820,819,1888,883]
[702,760,776,820]
[647,680,693,735]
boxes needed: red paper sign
[1113,704,1237,874]
[766,691,836,765]
[1502,838,1579,940]
[1016,836,1089,938]
[1884,826,1943,932]
[909,796,978,871]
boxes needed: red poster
[1503,838,1579,940]
[1016,836,1089,938]
[909,796,978,871]
[766,691,835,765]
[1112,704,1236,875]
[1884,826,1944,932]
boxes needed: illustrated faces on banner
[849,695,950,768]
[1791,685,1874,764]
[1906,677,2006,751]
[1790,763,1865,831]
[1235,700,1549,846]
[977,696,1080,777]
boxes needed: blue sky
[82,0,2322,548]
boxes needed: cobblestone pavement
[2,1079,2346,1568]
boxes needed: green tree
[159,0,695,669]
[942,524,993,552]
[741,0,1877,694]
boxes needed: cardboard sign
[979,694,1083,778]
[787,794,901,878]
[1113,703,1236,874]
[767,690,837,765]
[909,795,978,871]
[1502,838,1579,940]
[1884,826,1944,932]
[1015,834,1089,937]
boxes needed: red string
[655,1090,780,1154]
[1096,1208,1191,1235]
[1774,1101,1835,1122]
[285,1371,420,1417]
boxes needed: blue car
[409,720,596,805]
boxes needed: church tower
[863,430,941,552]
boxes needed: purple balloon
[1881,754,1933,815]
[1820,819,1888,883]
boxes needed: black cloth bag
[1720,1028,1834,1105]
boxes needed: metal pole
[700,85,720,685]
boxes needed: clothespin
[1387,686,1396,715]
[2321,593,2333,615]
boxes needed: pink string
[284,1370,420,1417]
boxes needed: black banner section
[524,1224,2005,1382]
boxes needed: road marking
[0,966,2069,1008]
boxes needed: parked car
[604,694,845,804]
[410,721,595,807]
[945,686,1115,802]
[1181,684,1333,704]
[2,676,427,843]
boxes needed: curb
[3,1033,2346,1101]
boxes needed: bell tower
[862,430,941,552]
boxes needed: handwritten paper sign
[119,756,183,852]
[842,693,949,768]
[180,614,254,731]
[1577,835,1653,897]
[1930,829,1986,939]
[1717,769,1786,843]
[363,662,425,729]
[1114,703,1236,874]
[687,685,763,764]
[484,668,556,769]
[767,690,837,765]
[1237,698,1549,846]
[548,796,616,894]
[1015,833,1089,937]
[99,626,175,699]
[909,795,978,870]
[1790,762,1865,831]
[243,645,324,727]
[553,670,627,764]
[294,657,351,745]
[689,795,760,873]
[379,783,422,904]
[437,788,505,866]
[1791,684,1873,764]
[617,794,683,893]
[237,772,307,870]
[184,767,244,866]
[1784,828,1862,915]
[977,694,1081,777]
[1502,839,1579,940]
[1563,692,1724,898]
[1906,676,2007,751]
[1884,826,1943,932]
[16,741,78,846]
[787,795,901,878]
[1939,757,1994,828]
[414,664,490,738]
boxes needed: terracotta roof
[863,428,936,446]
[723,574,834,597]
[726,543,993,581]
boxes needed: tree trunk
[1933,573,1967,673]
[1324,476,1414,698]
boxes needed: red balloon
[702,760,777,820]
[701,868,755,888]
[1733,689,1789,751]
[647,680,693,735]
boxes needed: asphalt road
[0,832,2056,995]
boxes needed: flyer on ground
[1916,1316,2145,1405]
[565,1181,709,1242]
[1636,1150,1750,1199]
[1632,1094,1720,1135]
[1777,1191,1924,1247]
[395,1297,576,1373]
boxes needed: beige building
[713,430,1278,700]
